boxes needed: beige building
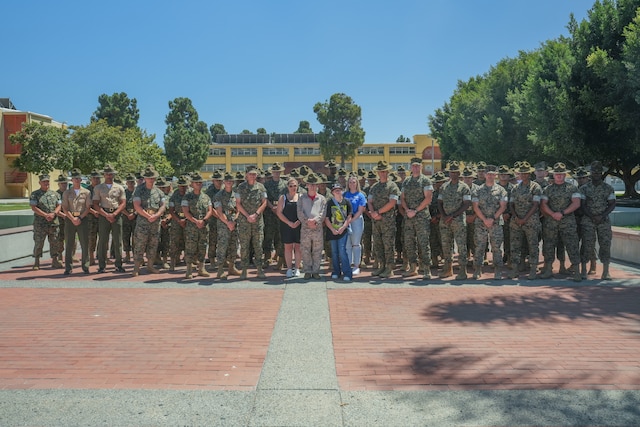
[1,99,66,198]
[201,133,442,179]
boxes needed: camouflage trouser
[395,213,404,258]
[372,212,396,268]
[474,220,504,268]
[542,215,580,265]
[580,217,612,263]
[466,222,475,261]
[509,217,540,267]
[216,221,238,265]
[403,213,431,267]
[88,215,99,258]
[169,221,186,261]
[133,217,161,264]
[439,216,467,265]
[33,221,60,258]
[55,218,66,258]
[238,217,264,269]
[185,222,208,263]
[362,217,372,260]
[122,216,136,252]
[577,215,596,263]
[429,219,442,260]
[300,226,324,273]
[262,210,283,259]
[207,218,218,264]
[502,222,511,263]
[158,222,171,259]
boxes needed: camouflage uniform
[472,184,509,269]
[464,182,479,264]
[182,191,211,264]
[579,181,615,264]
[122,186,137,259]
[205,183,221,266]
[401,174,433,270]
[55,187,67,260]
[213,189,239,268]
[438,181,471,267]
[429,185,443,263]
[509,181,543,270]
[132,185,165,265]
[541,182,581,267]
[361,183,373,263]
[235,181,267,270]
[369,180,401,270]
[30,188,61,260]
[168,189,189,266]
[158,190,173,265]
[498,181,514,264]
[263,177,286,264]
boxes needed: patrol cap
[485,165,499,174]
[410,157,422,165]
[38,173,50,182]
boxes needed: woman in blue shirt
[343,175,367,275]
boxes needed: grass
[625,225,640,231]
[0,203,31,212]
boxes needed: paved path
[1,257,640,426]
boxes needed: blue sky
[4,0,594,145]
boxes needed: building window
[209,148,226,156]
[391,163,408,171]
[357,146,384,155]
[201,164,226,172]
[231,148,258,156]
[389,146,415,155]
[294,147,321,156]
[262,147,289,156]
[358,163,379,171]
[231,163,255,172]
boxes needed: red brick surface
[329,286,640,391]
[0,288,282,390]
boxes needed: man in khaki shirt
[61,169,92,274]
[92,164,126,273]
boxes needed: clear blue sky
[4,0,594,144]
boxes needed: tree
[241,129,253,134]
[294,120,313,134]
[10,122,73,174]
[257,128,267,134]
[117,128,173,177]
[209,123,227,142]
[70,119,127,173]
[313,93,365,168]
[91,92,140,130]
[163,97,211,175]
[396,135,411,142]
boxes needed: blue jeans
[330,234,352,279]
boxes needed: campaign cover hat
[374,160,393,171]
[304,173,324,184]
[102,164,117,174]
[177,175,190,185]
[432,171,447,182]
[270,162,285,172]
[515,161,535,174]
[55,174,68,183]
[142,166,159,178]
[70,168,83,178]
[445,161,462,172]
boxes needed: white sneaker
[286,268,293,278]
[331,274,339,280]
[352,268,360,275]
[294,269,301,277]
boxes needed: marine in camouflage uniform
[437,161,471,280]
[361,172,376,265]
[235,167,268,279]
[461,168,478,267]
[132,166,166,276]
[367,161,401,278]
[168,176,190,271]
[497,165,515,265]
[471,166,508,280]
[429,172,447,268]
[539,162,582,282]
[213,172,241,279]
[86,170,102,265]
[508,162,543,280]
[122,174,138,263]
[205,170,223,268]
[30,174,62,270]
[263,163,287,269]
[181,173,212,278]
[579,161,616,280]
[156,178,173,269]
[400,158,434,279]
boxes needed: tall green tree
[294,120,313,133]
[241,129,253,134]
[396,135,411,142]
[313,93,365,167]
[10,122,73,174]
[91,92,140,130]
[70,119,126,173]
[117,128,173,177]
[163,97,211,175]
[209,123,227,142]
[256,128,267,134]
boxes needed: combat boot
[132,261,140,277]
[378,267,393,278]
[539,262,553,279]
[217,265,227,280]
[185,263,193,279]
[455,264,467,280]
[402,263,418,278]
[580,262,588,280]
[572,265,582,282]
[262,254,271,269]
[51,255,63,269]
[439,261,453,278]
[494,265,503,280]
[559,262,569,275]
[124,251,131,264]
[528,265,538,280]
[147,263,160,274]
[256,266,266,279]
[162,255,169,270]
[239,268,247,280]
[228,263,242,276]
[472,265,481,280]
[507,263,520,279]
[601,262,611,280]
[33,257,40,271]
[589,259,597,275]
[197,262,210,277]
[371,265,385,277]
[169,257,176,272]
[422,264,431,280]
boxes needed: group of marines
[29,156,616,282]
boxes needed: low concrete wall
[610,209,640,227]
[0,225,47,262]
[0,210,34,229]
[611,226,640,266]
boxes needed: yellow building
[1,99,66,198]
[201,133,442,179]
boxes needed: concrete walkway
[1,257,640,426]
